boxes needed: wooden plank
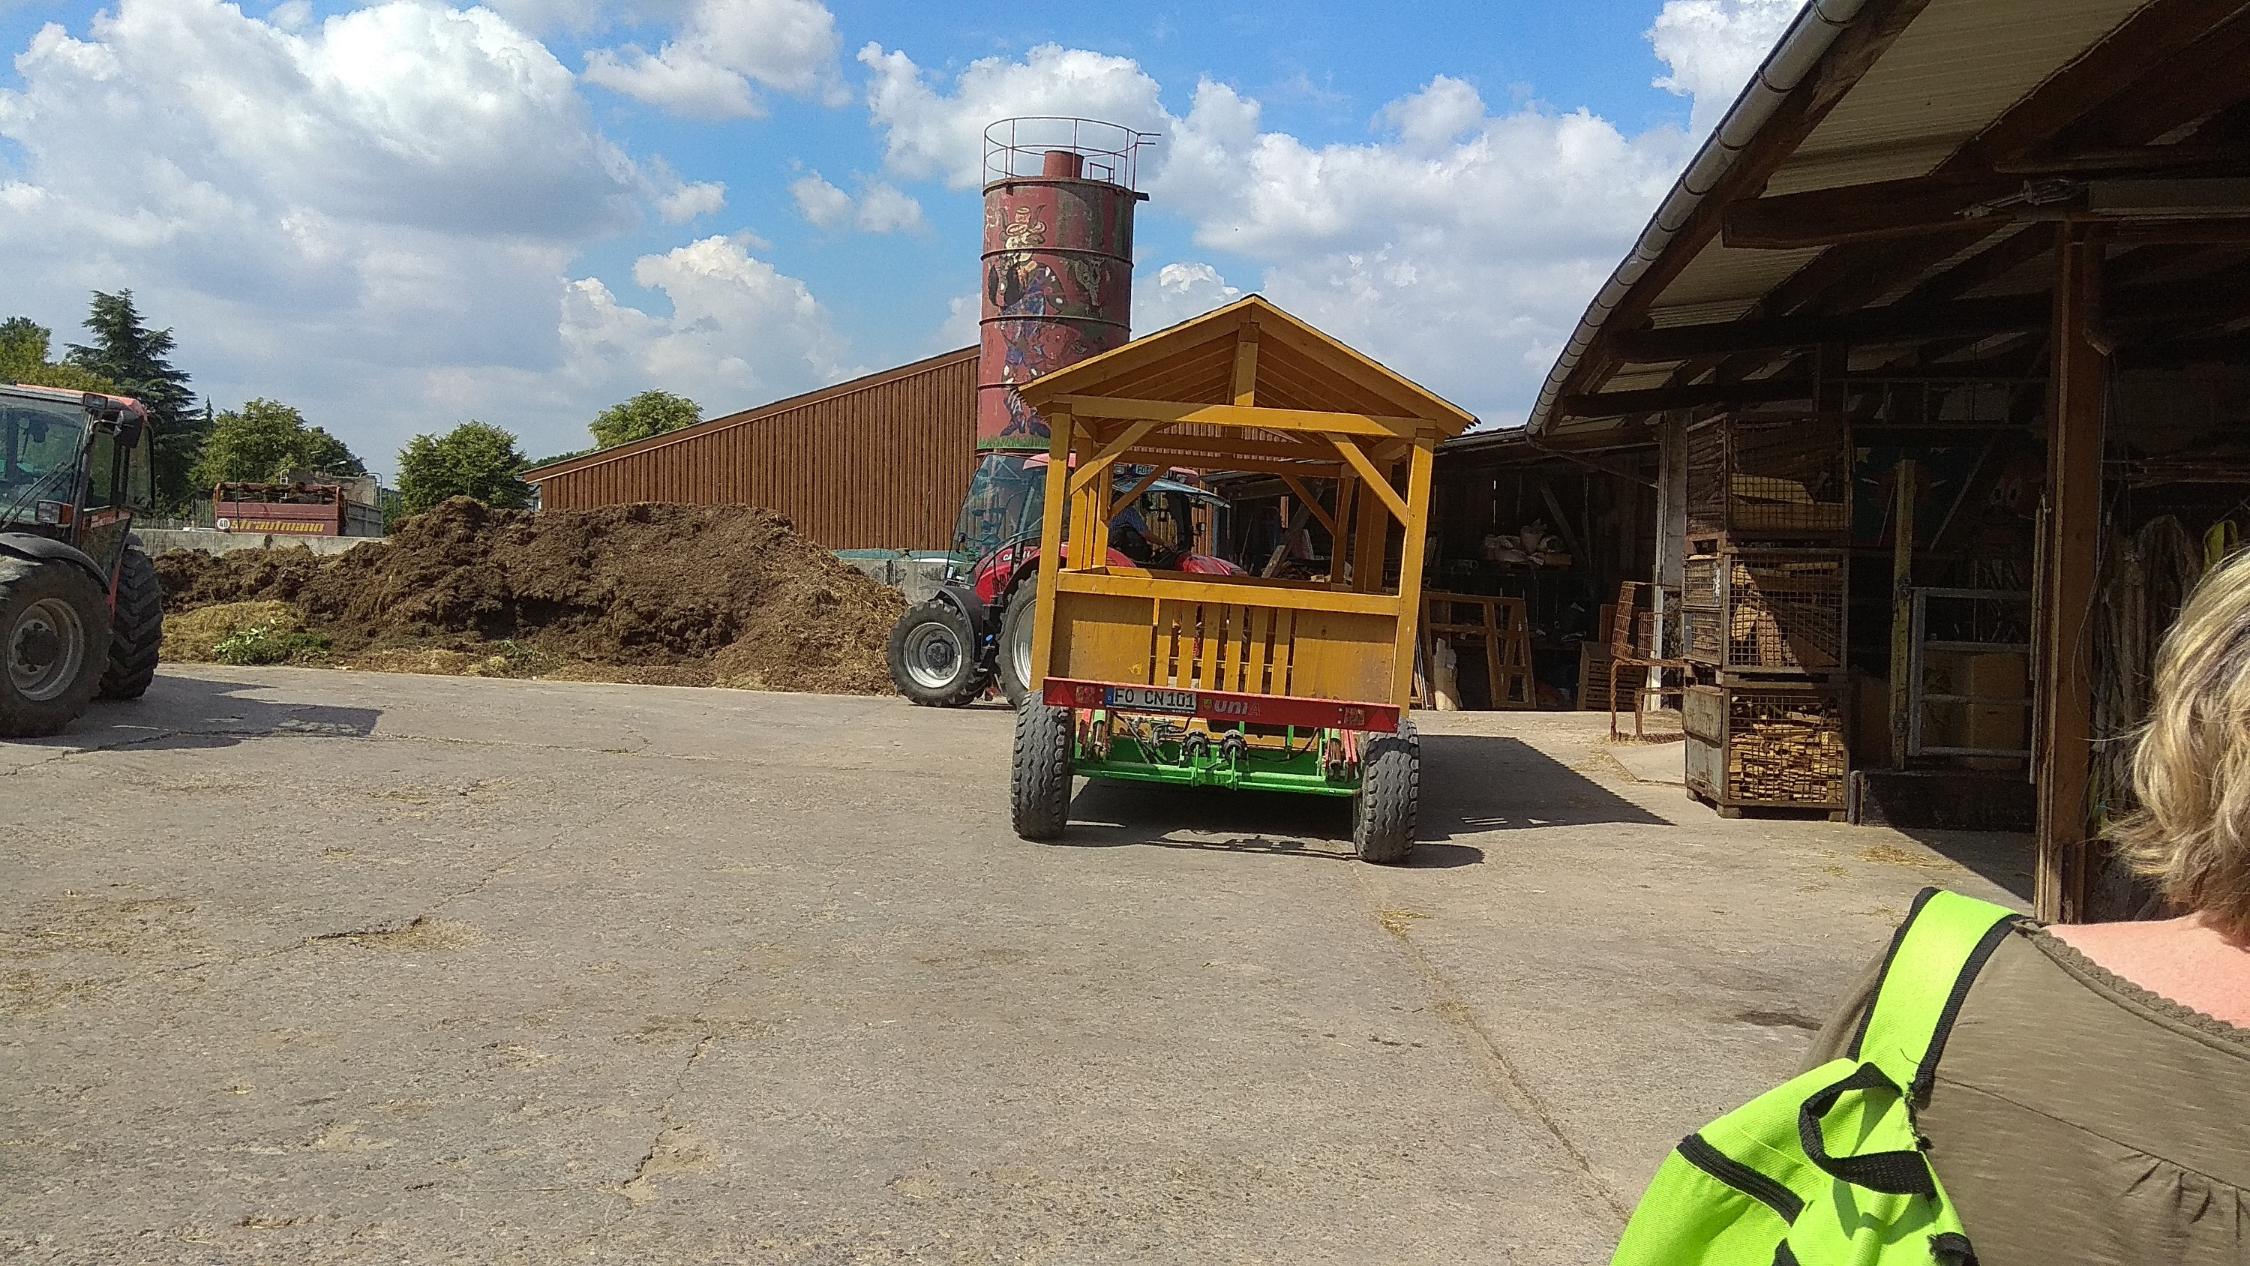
[1107,465,1166,522]
[1331,438,1410,523]
[1277,473,1337,539]
[2036,226,2108,924]
[1888,460,1919,769]
[1029,410,1075,689]
[1066,419,1161,496]
[1390,445,1437,708]
[1052,568,1402,617]
[1055,396,1429,440]
[1231,325,1260,406]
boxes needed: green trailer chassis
[1070,713,1360,797]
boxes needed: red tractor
[888,458,1239,708]
[1,384,165,737]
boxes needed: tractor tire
[1011,698,1073,841]
[0,556,111,738]
[997,586,1037,708]
[887,599,987,707]
[99,546,163,700]
[1351,722,1420,865]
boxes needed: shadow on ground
[4,672,383,757]
[1422,733,1669,833]
[1047,730,1665,864]
[1888,829,2038,902]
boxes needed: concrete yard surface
[0,668,2030,1264]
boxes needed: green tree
[590,389,701,448]
[191,398,366,488]
[0,317,117,394]
[64,290,206,511]
[396,421,532,515]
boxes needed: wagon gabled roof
[1016,295,1477,439]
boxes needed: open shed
[1529,0,2250,920]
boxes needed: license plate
[1105,687,1196,714]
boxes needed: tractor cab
[2,386,153,562]
[1,384,165,736]
[890,455,1238,710]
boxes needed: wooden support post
[1649,416,1687,707]
[1353,459,1394,594]
[2036,226,2108,924]
[1889,460,1919,769]
[1029,411,1075,692]
[1391,444,1437,707]
[1330,477,1358,589]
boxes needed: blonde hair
[2114,548,2250,937]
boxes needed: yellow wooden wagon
[1007,296,1476,861]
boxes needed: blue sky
[0,0,1796,474]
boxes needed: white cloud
[1156,77,1686,422]
[584,0,846,119]
[857,41,1165,188]
[658,179,726,223]
[561,234,846,409]
[789,171,854,228]
[933,293,979,353]
[1648,0,1800,135]
[855,43,1692,424]
[1135,262,1241,333]
[789,170,926,234]
[1375,73,1485,151]
[0,0,826,467]
[851,181,926,234]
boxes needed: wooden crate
[1578,641,1644,712]
[1681,550,1847,675]
[1684,680,1848,814]
[1685,411,1853,547]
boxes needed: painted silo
[977,118,1153,453]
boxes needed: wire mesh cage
[1685,412,1854,544]
[1685,682,1848,810]
[1681,551,1848,673]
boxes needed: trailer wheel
[887,599,987,707]
[99,546,163,700]
[997,586,1037,708]
[0,556,111,738]
[1011,699,1073,840]
[1351,722,1419,865]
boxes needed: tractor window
[84,428,119,509]
[127,424,154,509]
[0,398,91,525]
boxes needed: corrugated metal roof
[1779,0,2145,183]
[1529,0,2164,436]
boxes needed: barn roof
[1530,0,2250,441]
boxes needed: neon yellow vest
[1614,888,2021,1266]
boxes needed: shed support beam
[2035,226,2109,924]
[1648,416,1688,707]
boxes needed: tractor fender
[929,582,995,641]
[0,533,108,588]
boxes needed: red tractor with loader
[887,456,1239,709]
[1,384,165,737]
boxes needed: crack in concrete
[0,727,200,775]
[1353,870,1629,1223]
[601,950,761,1232]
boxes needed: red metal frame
[212,482,346,536]
[1041,677,1400,733]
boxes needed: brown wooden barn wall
[528,351,978,550]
